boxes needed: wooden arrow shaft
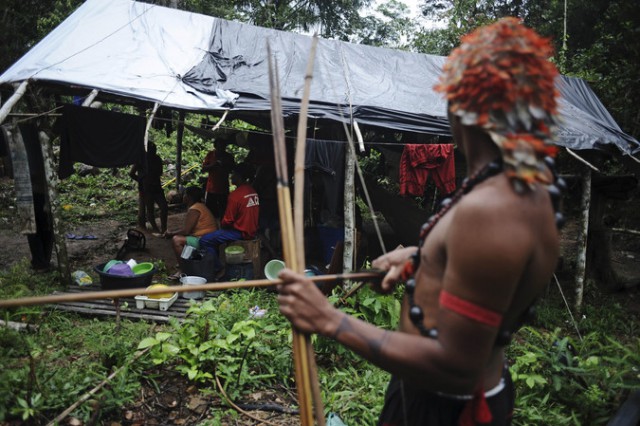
[0,271,382,309]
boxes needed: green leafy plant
[508,325,640,425]
[139,291,291,399]
[10,393,43,421]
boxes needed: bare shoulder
[453,175,554,234]
[442,175,558,310]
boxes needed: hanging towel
[304,139,345,218]
[58,104,145,179]
[399,144,456,196]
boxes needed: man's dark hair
[232,162,255,182]
[185,186,203,202]
[147,141,157,155]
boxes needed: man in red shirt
[200,162,260,278]
[202,139,234,218]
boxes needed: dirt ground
[0,211,184,280]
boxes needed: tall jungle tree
[149,0,372,40]
[0,0,83,74]
[413,0,640,139]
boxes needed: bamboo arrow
[0,271,382,309]
[293,35,325,426]
[267,39,316,425]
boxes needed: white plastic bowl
[180,275,207,299]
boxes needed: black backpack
[116,228,146,260]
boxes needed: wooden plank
[51,304,180,323]
[53,296,192,312]
[54,299,189,316]
[51,300,187,320]
[46,286,219,323]
[61,286,211,307]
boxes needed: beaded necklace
[402,157,565,337]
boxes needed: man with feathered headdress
[277,18,563,425]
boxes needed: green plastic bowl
[103,260,122,273]
[225,245,246,264]
[225,245,245,255]
[264,259,285,281]
[132,262,154,275]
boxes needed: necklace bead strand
[404,157,565,337]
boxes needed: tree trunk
[586,183,617,291]
[2,123,36,233]
[575,169,591,312]
[39,130,71,284]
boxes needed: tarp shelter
[1,0,639,156]
[2,0,638,302]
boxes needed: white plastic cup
[264,259,285,281]
[180,245,195,260]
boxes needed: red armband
[439,290,503,327]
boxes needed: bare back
[400,173,559,389]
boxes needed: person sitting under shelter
[200,162,260,278]
[165,186,218,279]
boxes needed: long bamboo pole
[293,35,325,426]
[0,271,381,309]
[266,41,314,426]
[293,35,318,266]
[296,38,324,421]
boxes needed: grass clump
[509,291,640,425]
[0,313,154,423]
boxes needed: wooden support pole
[343,138,356,277]
[176,110,185,190]
[0,319,38,332]
[81,89,99,107]
[39,130,71,283]
[575,168,592,312]
[612,227,640,237]
[0,80,28,126]
[353,120,365,153]
[144,102,159,150]
[566,148,600,172]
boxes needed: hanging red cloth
[399,144,456,196]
